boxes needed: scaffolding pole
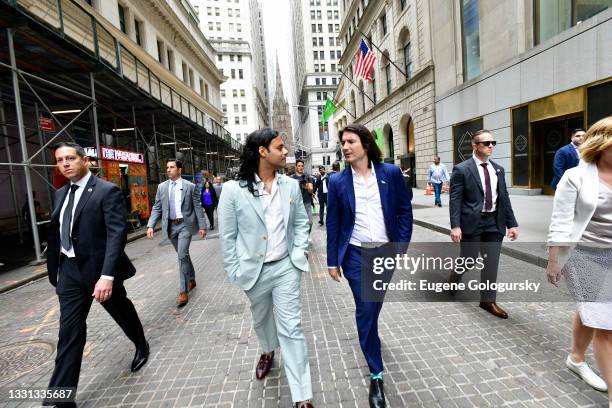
[0,90,23,243]
[152,114,161,182]
[90,73,101,161]
[8,28,42,262]
[34,102,53,208]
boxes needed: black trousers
[318,194,327,224]
[455,213,504,302]
[203,204,215,228]
[45,257,145,406]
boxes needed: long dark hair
[338,123,383,165]
[237,128,279,196]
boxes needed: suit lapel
[278,177,291,231]
[180,181,189,209]
[467,159,484,194]
[72,175,97,225]
[344,169,356,216]
[52,185,70,220]
[244,182,265,225]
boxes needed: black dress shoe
[131,341,149,372]
[369,378,386,408]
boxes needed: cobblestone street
[0,225,608,407]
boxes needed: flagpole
[339,69,375,105]
[359,29,407,78]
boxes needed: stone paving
[0,225,609,407]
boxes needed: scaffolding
[0,0,241,264]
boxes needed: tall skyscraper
[194,0,270,144]
[295,0,342,172]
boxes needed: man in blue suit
[218,129,314,408]
[551,128,584,189]
[326,123,413,408]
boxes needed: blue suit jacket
[326,162,413,268]
[551,143,579,189]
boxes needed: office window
[328,24,333,32]
[461,0,480,81]
[404,42,412,80]
[134,19,143,46]
[224,117,228,125]
[228,8,233,16]
[242,116,247,124]
[221,89,226,97]
[314,51,319,60]
[327,10,332,19]
[320,50,325,59]
[204,82,209,101]
[167,48,174,72]
[118,4,127,33]
[241,104,246,112]
[231,69,236,79]
[331,63,336,71]
[207,6,212,15]
[218,54,222,61]
[237,23,242,32]
[321,64,326,72]
[385,64,391,95]
[215,7,220,15]
[156,40,164,63]
[317,92,322,100]
[237,55,242,62]
[229,23,234,32]
[208,22,214,31]
[381,12,387,36]
[400,0,406,10]
[235,117,240,124]
[335,24,339,31]
[337,50,342,59]
[234,104,239,113]
[314,64,319,72]
[313,37,318,46]
[232,89,238,97]
[318,24,323,32]
[240,89,245,96]
[317,10,322,19]
[322,78,327,85]
[319,37,324,46]
[222,104,227,113]
[334,10,339,19]
[315,78,320,85]
[230,54,235,62]
[329,37,335,45]
[238,69,243,79]
[535,0,610,45]
[312,24,317,32]
[332,77,337,85]
[311,10,315,19]
[216,22,221,31]
[188,68,194,88]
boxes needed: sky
[261,0,294,105]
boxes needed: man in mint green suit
[218,129,314,408]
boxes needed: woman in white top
[547,116,612,406]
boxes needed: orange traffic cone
[425,184,433,195]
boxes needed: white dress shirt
[169,177,183,219]
[256,174,289,262]
[472,154,498,212]
[59,171,113,281]
[321,174,328,194]
[349,164,389,246]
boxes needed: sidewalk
[0,226,161,294]
[411,189,553,266]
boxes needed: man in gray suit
[147,159,207,307]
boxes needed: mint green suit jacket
[218,174,310,291]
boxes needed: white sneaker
[566,355,608,392]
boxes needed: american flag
[353,40,376,81]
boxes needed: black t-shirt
[292,173,315,204]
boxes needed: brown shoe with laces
[255,351,274,380]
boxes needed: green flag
[320,97,337,125]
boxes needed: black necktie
[61,184,79,251]
[481,163,492,211]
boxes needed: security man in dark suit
[314,165,329,226]
[550,128,585,189]
[449,130,519,319]
[44,142,149,407]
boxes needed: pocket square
[496,169,501,173]
[381,179,386,184]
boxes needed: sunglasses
[476,141,497,147]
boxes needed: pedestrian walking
[551,128,585,190]
[213,176,223,200]
[218,128,314,408]
[547,117,612,405]
[292,160,315,228]
[326,123,413,408]
[314,165,329,226]
[146,159,207,307]
[427,156,449,207]
[43,142,149,407]
[449,129,519,319]
[200,180,218,230]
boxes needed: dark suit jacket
[314,174,329,199]
[47,175,135,287]
[551,143,579,189]
[449,158,518,236]
[326,162,413,268]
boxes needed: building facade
[333,0,437,187]
[431,0,612,195]
[297,0,343,173]
[194,0,270,144]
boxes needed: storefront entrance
[531,114,583,195]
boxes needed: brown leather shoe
[295,402,314,408]
[255,351,274,380]
[479,301,508,319]
[177,292,188,308]
[188,279,197,291]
